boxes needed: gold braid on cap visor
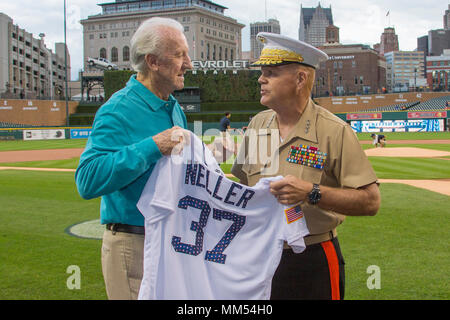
[253,48,304,65]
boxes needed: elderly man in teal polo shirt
[75,17,192,300]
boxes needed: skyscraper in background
[444,4,450,30]
[250,19,280,60]
[298,3,333,47]
[378,27,399,56]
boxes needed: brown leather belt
[106,223,145,235]
[284,229,337,249]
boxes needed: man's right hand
[153,126,190,156]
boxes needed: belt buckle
[110,223,118,235]
[329,230,336,241]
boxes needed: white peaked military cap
[252,32,328,69]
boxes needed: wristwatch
[308,183,321,205]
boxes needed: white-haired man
[232,33,381,300]
[75,17,192,300]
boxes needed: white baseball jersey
[137,133,309,300]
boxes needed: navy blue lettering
[212,175,223,201]
[224,182,243,206]
[185,164,198,185]
[196,164,206,188]
[205,170,213,194]
[235,189,256,209]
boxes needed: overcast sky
[2,0,448,80]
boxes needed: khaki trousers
[101,229,145,300]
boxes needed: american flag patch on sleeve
[284,205,304,224]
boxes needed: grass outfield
[339,184,449,300]
[0,131,449,300]
[356,131,450,141]
[0,170,105,299]
[1,131,449,152]
[370,157,450,179]
[0,170,448,300]
[0,139,87,151]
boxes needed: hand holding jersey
[75,17,194,300]
[270,175,313,205]
[153,126,191,155]
[137,133,309,300]
[231,32,380,300]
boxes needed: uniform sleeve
[75,109,162,200]
[334,124,378,189]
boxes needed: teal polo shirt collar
[127,74,177,111]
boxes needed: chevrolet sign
[192,60,250,69]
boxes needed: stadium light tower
[64,0,69,127]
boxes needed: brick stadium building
[427,49,450,91]
[315,44,386,97]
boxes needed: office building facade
[80,0,245,71]
[250,19,280,60]
[384,51,425,92]
[427,29,450,57]
[427,50,450,91]
[417,35,429,77]
[0,12,70,99]
[315,44,386,97]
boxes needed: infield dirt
[1,141,449,196]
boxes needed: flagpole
[265,0,267,21]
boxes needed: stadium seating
[408,95,450,111]
[0,122,29,128]
[354,95,450,113]
[361,101,420,112]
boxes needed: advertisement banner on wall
[350,119,445,133]
[346,113,382,120]
[70,128,92,139]
[407,111,447,119]
[23,129,66,140]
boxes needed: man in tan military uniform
[231,32,381,300]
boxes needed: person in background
[219,112,232,132]
[371,133,386,148]
[75,17,192,300]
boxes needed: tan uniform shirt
[231,99,378,239]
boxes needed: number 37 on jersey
[171,195,246,265]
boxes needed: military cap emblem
[252,32,328,68]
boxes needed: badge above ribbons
[286,145,327,170]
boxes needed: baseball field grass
[356,131,450,141]
[0,131,449,300]
[0,170,105,299]
[0,139,86,151]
